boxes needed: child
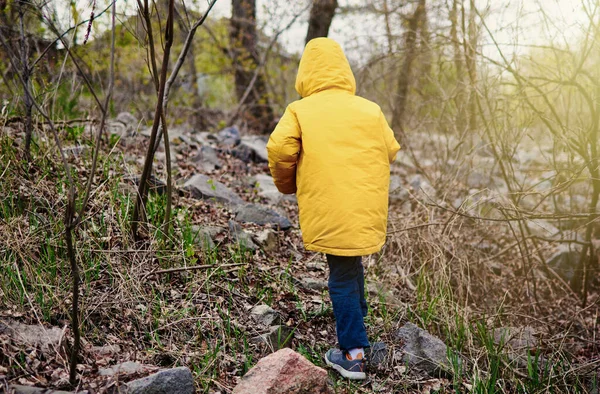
[266,38,400,380]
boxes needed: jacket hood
[295,38,356,98]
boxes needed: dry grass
[0,122,599,393]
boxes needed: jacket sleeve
[267,105,301,194]
[380,111,401,163]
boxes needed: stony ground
[0,116,599,393]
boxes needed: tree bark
[463,0,478,132]
[230,0,274,133]
[450,0,466,132]
[305,0,338,44]
[17,1,33,159]
[391,0,425,136]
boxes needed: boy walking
[266,38,400,380]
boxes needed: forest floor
[0,118,599,393]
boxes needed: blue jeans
[327,254,370,351]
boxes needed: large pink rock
[233,348,332,394]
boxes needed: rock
[116,112,138,127]
[306,261,326,271]
[492,326,545,371]
[126,367,194,394]
[110,112,138,139]
[229,221,258,251]
[91,344,121,356]
[63,145,87,158]
[233,136,268,163]
[253,174,285,205]
[99,361,156,376]
[409,174,436,202]
[466,171,500,189]
[487,261,504,276]
[217,126,241,147]
[367,342,389,367]
[194,131,215,146]
[192,145,223,172]
[367,282,394,301]
[251,325,293,350]
[233,348,331,394]
[235,204,292,230]
[250,304,282,327]
[0,321,64,354]
[255,229,278,252]
[493,326,538,351]
[184,174,244,205]
[395,322,450,376]
[547,245,582,283]
[169,128,194,147]
[191,225,222,250]
[126,174,167,195]
[389,175,409,203]
[8,386,76,394]
[300,277,328,292]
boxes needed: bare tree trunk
[305,0,338,44]
[463,0,478,132]
[18,1,33,159]
[450,0,466,132]
[230,0,274,133]
[417,0,432,88]
[391,0,425,136]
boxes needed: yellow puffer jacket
[267,38,400,256]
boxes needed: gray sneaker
[324,348,366,380]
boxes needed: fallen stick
[144,262,247,278]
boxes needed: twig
[77,0,116,224]
[386,221,445,235]
[143,262,247,278]
[162,0,218,110]
[132,0,176,238]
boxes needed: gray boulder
[116,112,138,127]
[184,174,243,205]
[395,322,450,376]
[233,136,268,163]
[99,361,155,377]
[0,321,64,354]
[250,304,282,327]
[217,126,241,147]
[409,174,436,202]
[251,325,293,351]
[547,245,582,283]
[493,326,545,371]
[192,145,223,172]
[389,175,409,203]
[191,225,225,250]
[367,342,389,367]
[253,174,285,205]
[126,367,194,394]
[255,229,278,252]
[299,277,328,292]
[228,221,258,251]
[235,204,292,230]
[91,344,121,356]
[493,326,538,351]
[109,112,138,139]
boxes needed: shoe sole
[324,354,366,380]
